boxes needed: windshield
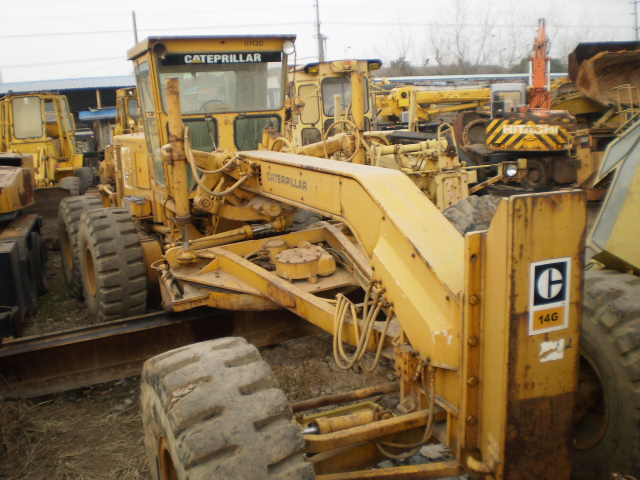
[321,77,369,116]
[12,97,43,138]
[128,98,140,119]
[158,51,285,114]
[493,91,523,114]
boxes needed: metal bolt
[469,295,478,305]
[467,377,478,386]
[468,336,479,346]
[466,416,477,425]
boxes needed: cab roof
[128,35,297,61]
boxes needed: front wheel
[77,207,146,321]
[141,337,314,480]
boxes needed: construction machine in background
[284,60,524,209]
[552,41,640,198]
[0,92,92,194]
[376,85,491,129]
[289,58,381,146]
[99,87,142,186]
[0,153,47,340]
[114,87,142,136]
[459,19,577,190]
[59,34,297,314]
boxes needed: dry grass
[0,378,147,480]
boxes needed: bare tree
[427,0,499,74]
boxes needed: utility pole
[132,10,139,44]
[635,1,639,41]
[314,0,325,62]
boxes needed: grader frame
[138,78,587,479]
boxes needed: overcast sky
[0,0,636,83]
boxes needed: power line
[1,57,124,70]
[0,22,312,39]
[322,20,631,28]
[0,5,311,22]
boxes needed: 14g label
[529,258,571,336]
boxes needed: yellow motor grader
[57,35,637,479]
[281,61,524,210]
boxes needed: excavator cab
[490,83,526,117]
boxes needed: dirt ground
[1,252,415,480]
[1,332,402,480]
[24,254,92,337]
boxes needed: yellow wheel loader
[0,92,91,194]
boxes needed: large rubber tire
[442,195,500,235]
[76,167,94,194]
[77,207,147,322]
[141,337,314,480]
[521,158,550,190]
[59,175,80,196]
[58,196,104,299]
[572,270,640,479]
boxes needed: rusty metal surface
[292,382,398,413]
[315,459,462,479]
[0,308,317,399]
[568,42,640,105]
[504,391,575,480]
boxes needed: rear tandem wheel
[58,195,104,299]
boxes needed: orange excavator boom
[529,18,552,109]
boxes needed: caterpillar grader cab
[59,34,297,313]
[114,87,142,136]
[289,59,381,146]
[0,92,91,194]
[99,88,143,186]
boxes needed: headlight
[283,41,296,55]
[504,163,518,177]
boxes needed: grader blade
[0,309,318,399]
